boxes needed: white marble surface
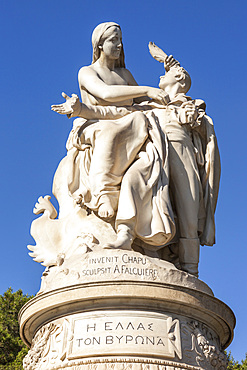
[38,249,213,295]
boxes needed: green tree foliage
[0,288,246,370]
[227,352,247,369]
[0,288,33,370]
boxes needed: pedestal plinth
[19,250,235,370]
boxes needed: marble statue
[29,22,220,278]
[21,23,235,370]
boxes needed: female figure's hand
[147,87,170,105]
[51,93,81,118]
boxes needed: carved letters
[23,313,184,369]
[24,315,228,370]
[68,311,181,359]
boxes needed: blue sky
[0,0,246,362]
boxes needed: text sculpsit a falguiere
[29,21,220,280]
[20,22,236,370]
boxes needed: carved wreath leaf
[148,42,168,63]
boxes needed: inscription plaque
[68,311,181,359]
[82,253,158,280]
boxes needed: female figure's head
[92,22,125,68]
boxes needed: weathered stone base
[19,250,235,370]
[24,357,203,370]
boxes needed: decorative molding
[182,320,227,369]
[23,319,72,370]
[27,356,201,370]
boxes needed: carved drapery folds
[21,22,234,370]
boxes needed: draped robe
[52,96,220,249]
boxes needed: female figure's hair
[91,22,125,68]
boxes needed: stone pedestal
[19,250,235,370]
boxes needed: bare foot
[103,230,133,250]
[98,201,114,219]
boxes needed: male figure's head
[159,65,191,95]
